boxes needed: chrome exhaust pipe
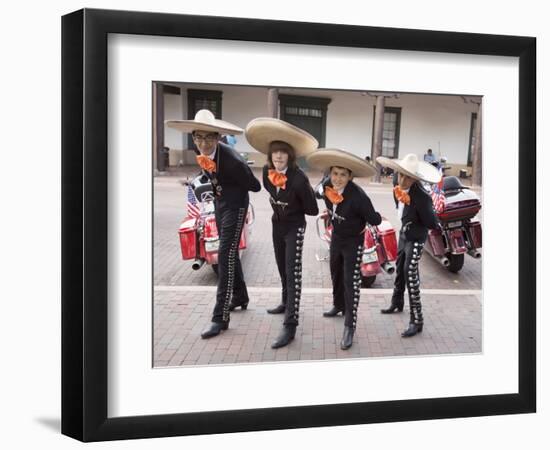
[191,259,205,270]
[437,256,450,267]
[468,249,482,259]
[381,262,395,275]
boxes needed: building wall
[161,84,480,173]
[386,94,478,165]
[323,92,478,166]
[323,90,373,157]
[213,85,273,161]
[164,91,184,152]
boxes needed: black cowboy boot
[340,326,354,350]
[401,322,423,338]
[200,321,228,339]
[228,301,249,311]
[380,295,404,314]
[267,303,285,314]
[271,325,296,349]
[323,306,344,317]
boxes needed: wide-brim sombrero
[166,109,243,135]
[306,148,377,178]
[376,153,441,184]
[245,118,318,158]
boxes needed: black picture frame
[61,8,536,442]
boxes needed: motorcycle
[313,177,398,287]
[315,212,398,287]
[178,174,255,275]
[425,175,482,273]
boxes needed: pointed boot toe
[201,321,228,339]
[267,304,286,314]
[271,326,296,349]
[340,326,354,350]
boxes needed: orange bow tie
[268,170,287,189]
[325,186,344,205]
[394,186,411,205]
[196,155,217,172]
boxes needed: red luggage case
[178,217,199,260]
[376,220,398,261]
[468,220,482,248]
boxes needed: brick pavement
[153,288,481,366]
[153,169,482,367]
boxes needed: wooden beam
[267,88,279,117]
[154,82,166,172]
[472,103,482,186]
[372,95,386,182]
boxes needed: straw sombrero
[166,109,244,135]
[376,153,441,184]
[245,118,318,158]
[306,148,377,178]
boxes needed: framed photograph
[62,8,536,442]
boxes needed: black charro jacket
[322,180,382,239]
[400,182,439,241]
[262,165,319,225]
[202,142,261,209]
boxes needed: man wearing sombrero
[307,149,382,350]
[376,153,441,337]
[245,118,319,349]
[167,110,261,339]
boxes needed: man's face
[398,173,415,189]
[269,142,291,171]
[330,166,352,191]
[192,130,220,155]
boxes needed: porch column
[471,102,482,186]
[154,82,166,173]
[267,88,279,118]
[153,83,158,174]
[372,95,386,182]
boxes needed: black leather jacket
[400,182,439,241]
[322,180,382,238]
[202,142,261,209]
[262,165,319,225]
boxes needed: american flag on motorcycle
[431,178,446,213]
[187,185,201,219]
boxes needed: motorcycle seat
[442,176,466,192]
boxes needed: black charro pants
[212,203,249,323]
[329,234,364,329]
[272,221,306,327]
[393,231,425,325]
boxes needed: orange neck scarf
[268,170,287,189]
[325,186,344,205]
[394,185,411,205]
[196,154,216,173]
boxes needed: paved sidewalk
[153,287,481,367]
[154,168,482,368]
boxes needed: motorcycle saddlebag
[178,217,198,260]
[467,220,482,249]
[427,228,446,256]
[377,220,398,261]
